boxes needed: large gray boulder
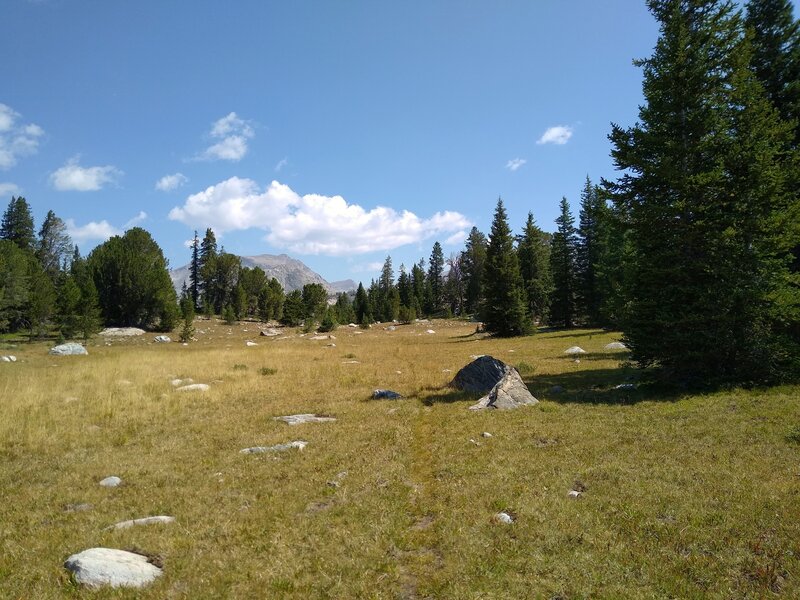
[99,327,145,337]
[63,548,162,588]
[450,356,538,410]
[49,342,88,356]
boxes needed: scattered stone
[49,342,88,356]
[442,368,451,373]
[99,476,122,488]
[605,341,628,351]
[153,335,171,343]
[245,341,258,347]
[274,414,336,425]
[99,327,145,337]
[387,407,399,415]
[372,389,403,400]
[564,346,586,355]
[1,355,16,362]
[309,335,332,340]
[342,360,360,364]
[240,440,307,454]
[469,438,480,445]
[385,325,396,331]
[64,503,93,513]
[107,516,176,530]
[63,548,163,588]
[451,355,539,410]
[550,385,565,394]
[614,383,636,390]
[567,490,582,499]
[170,378,194,387]
[481,432,493,438]
[325,343,336,348]
[260,328,280,337]
[426,329,436,334]
[348,323,357,328]
[175,383,210,392]
[353,331,363,335]
[494,512,514,524]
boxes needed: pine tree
[462,227,487,316]
[609,0,798,383]
[426,242,445,315]
[410,260,426,317]
[189,230,200,309]
[198,228,218,312]
[354,282,371,324]
[549,197,578,328]
[37,210,73,277]
[0,197,35,252]
[481,198,530,336]
[517,212,552,325]
[576,177,611,325]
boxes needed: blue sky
[1,0,664,283]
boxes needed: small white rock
[567,490,582,499]
[246,341,258,347]
[153,335,171,343]
[426,329,436,334]
[274,414,336,425]
[240,440,308,454]
[495,512,514,524]
[564,346,587,355]
[99,476,122,488]
[481,432,493,438]
[63,547,162,588]
[107,516,175,530]
[175,383,210,392]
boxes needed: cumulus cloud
[445,230,468,245]
[0,104,45,169]
[537,125,573,145]
[65,219,121,243]
[0,182,21,197]
[505,158,527,171]
[351,261,385,273]
[196,112,254,161]
[50,157,122,191]
[155,172,188,191]
[169,177,472,256]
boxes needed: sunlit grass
[0,318,798,598]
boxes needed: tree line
[1,0,798,387]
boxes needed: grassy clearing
[0,319,798,598]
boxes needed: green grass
[0,319,798,598]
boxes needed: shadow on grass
[418,386,478,406]
[525,367,685,405]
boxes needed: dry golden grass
[1,319,799,598]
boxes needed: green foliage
[576,178,611,326]
[398,304,416,324]
[281,289,304,327]
[517,212,552,325]
[318,307,338,333]
[549,197,578,328]
[425,242,445,315]
[36,210,72,277]
[222,304,237,325]
[481,198,531,337]
[259,367,277,376]
[179,296,195,343]
[333,292,356,325]
[0,197,35,252]
[189,231,200,309]
[609,0,799,384]
[354,282,371,324]
[0,240,31,332]
[87,227,178,330]
[301,283,327,322]
[462,227,488,316]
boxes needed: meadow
[1,319,798,599]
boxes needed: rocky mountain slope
[169,253,356,295]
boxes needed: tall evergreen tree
[198,228,218,311]
[354,282,371,324]
[576,177,611,325]
[410,260,426,317]
[462,226,488,315]
[0,197,35,252]
[609,0,798,383]
[37,210,73,277]
[426,242,445,315]
[481,198,530,336]
[517,212,552,325]
[189,230,200,309]
[549,197,578,328]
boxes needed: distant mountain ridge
[169,253,356,295]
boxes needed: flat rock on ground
[240,441,308,453]
[107,516,175,530]
[99,327,145,337]
[49,342,88,356]
[99,476,122,487]
[372,389,403,400]
[64,548,163,588]
[153,335,171,343]
[1,355,16,362]
[274,414,336,425]
[605,341,628,350]
[564,346,587,355]
[451,356,538,410]
[175,383,209,392]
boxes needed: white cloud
[169,177,472,256]
[0,182,21,197]
[274,157,288,172]
[50,156,122,191]
[65,218,121,244]
[123,211,147,228]
[0,103,45,169]
[505,158,527,171]
[350,261,384,273]
[537,125,573,145]
[196,112,254,162]
[155,172,188,191]
[445,230,467,245]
